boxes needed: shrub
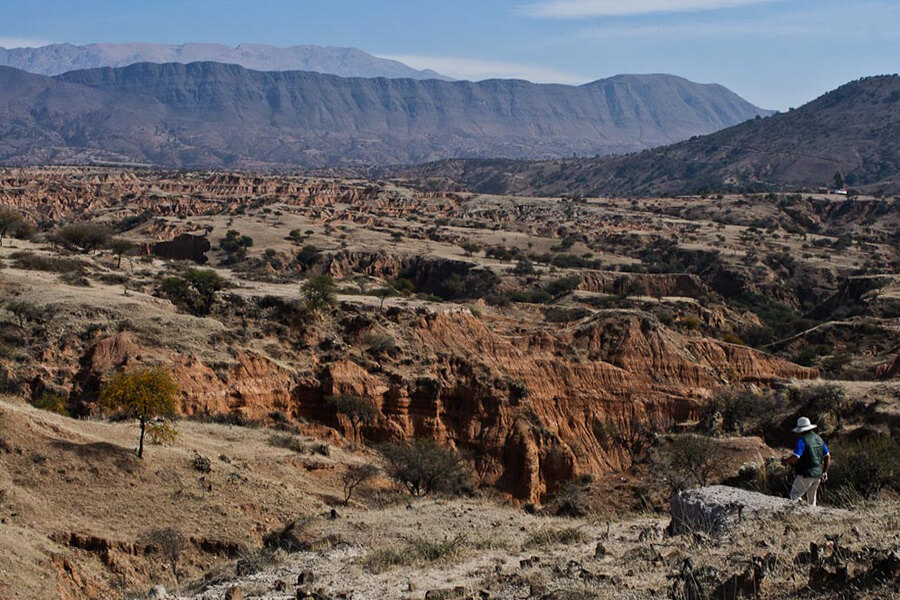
[593,417,661,468]
[0,208,35,244]
[295,244,320,267]
[460,242,481,256]
[100,367,179,458]
[192,453,212,473]
[360,534,468,573]
[30,391,69,415]
[12,251,85,274]
[142,527,187,590]
[379,438,468,497]
[147,422,179,446]
[707,390,756,435]
[160,269,227,316]
[666,434,721,489]
[51,223,111,253]
[523,527,587,549]
[788,383,849,430]
[545,275,581,298]
[269,434,329,456]
[361,331,398,361]
[830,436,899,499]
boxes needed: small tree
[219,229,253,262]
[460,242,481,257]
[100,367,179,458]
[51,223,112,253]
[108,238,137,269]
[301,274,337,315]
[379,438,467,497]
[143,527,187,591]
[667,434,721,489]
[372,286,397,310]
[325,394,379,439]
[342,463,379,505]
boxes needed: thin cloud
[565,20,814,41]
[518,0,776,18]
[0,37,55,49]
[379,54,588,84]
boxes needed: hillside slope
[391,75,900,196]
[0,63,769,168]
[0,42,448,80]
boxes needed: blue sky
[2,0,898,109]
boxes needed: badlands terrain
[0,167,898,599]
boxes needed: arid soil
[0,167,898,599]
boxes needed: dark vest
[796,431,826,478]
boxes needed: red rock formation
[53,310,813,503]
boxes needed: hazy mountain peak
[0,42,451,80]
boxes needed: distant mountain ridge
[0,42,449,80]
[0,61,771,169]
[389,75,900,196]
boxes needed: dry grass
[523,526,588,550]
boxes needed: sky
[2,0,899,109]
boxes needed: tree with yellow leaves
[100,367,179,458]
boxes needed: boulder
[263,520,312,552]
[668,485,819,535]
[146,586,167,600]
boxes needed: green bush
[30,392,69,415]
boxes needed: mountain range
[0,62,771,169]
[0,42,448,80]
[389,75,900,196]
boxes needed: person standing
[781,417,831,506]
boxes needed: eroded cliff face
[29,309,813,503]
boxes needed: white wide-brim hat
[792,416,817,433]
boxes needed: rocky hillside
[389,75,900,197]
[0,42,448,79]
[0,63,769,168]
